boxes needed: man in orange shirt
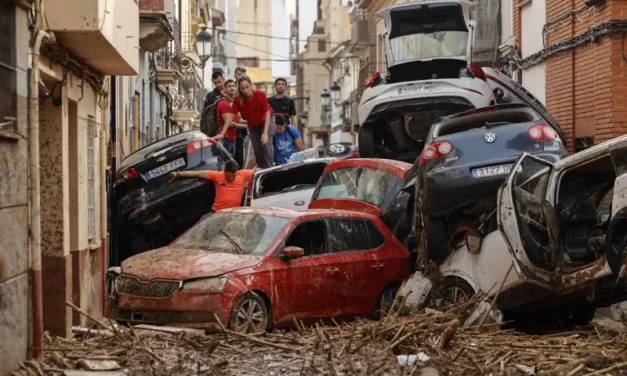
[169,160,255,212]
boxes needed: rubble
[10,296,627,376]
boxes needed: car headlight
[181,277,228,293]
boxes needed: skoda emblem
[484,133,497,143]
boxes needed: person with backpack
[200,72,226,138]
[212,79,246,154]
[273,114,304,165]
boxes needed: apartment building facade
[0,0,138,374]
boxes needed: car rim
[234,299,266,333]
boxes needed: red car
[309,158,415,245]
[107,207,410,332]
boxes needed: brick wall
[518,0,625,150]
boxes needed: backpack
[200,96,227,137]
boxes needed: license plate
[471,164,514,179]
[145,158,186,180]
[398,84,440,95]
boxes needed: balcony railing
[155,42,181,70]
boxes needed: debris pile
[11,299,627,376]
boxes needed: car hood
[121,247,263,281]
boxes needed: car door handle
[325,267,339,274]
[371,263,384,270]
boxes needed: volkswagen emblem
[484,133,497,143]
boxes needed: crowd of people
[170,68,306,213]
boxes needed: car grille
[116,275,182,298]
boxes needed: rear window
[434,110,538,137]
[254,163,328,199]
[118,131,202,171]
[313,166,402,207]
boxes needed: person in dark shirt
[267,77,296,126]
[203,71,225,107]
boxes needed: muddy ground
[10,299,627,376]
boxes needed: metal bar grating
[0,1,16,132]
[116,275,182,298]
[87,116,96,240]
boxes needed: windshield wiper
[220,229,243,254]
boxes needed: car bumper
[108,290,235,331]
[420,153,564,217]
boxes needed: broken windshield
[173,213,290,256]
[389,31,468,63]
[313,166,401,207]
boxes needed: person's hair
[275,114,285,126]
[224,79,235,87]
[235,67,247,74]
[274,77,287,86]
[225,159,239,173]
[237,75,254,103]
[211,71,224,80]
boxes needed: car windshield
[389,31,468,62]
[173,212,291,256]
[314,166,401,207]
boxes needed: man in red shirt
[169,160,255,213]
[232,75,275,169]
[212,79,246,155]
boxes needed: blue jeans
[221,138,235,155]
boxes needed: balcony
[350,9,371,51]
[44,0,139,75]
[139,0,176,53]
[154,45,181,85]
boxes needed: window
[87,116,96,241]
[330,218,385,253]
[285,220,328,257]
[318,39,326,53]
[0,1,16,135]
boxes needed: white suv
[358,0,496,162]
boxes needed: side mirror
[465,230,482,254]
[282,246,305,260]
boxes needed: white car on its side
[358,0,497,162]
[247,158,336,209]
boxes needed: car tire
[228,292,270,334]
[358,126,375,158]
[423,215,449,261]
[374,284,400,320]
[562,306,596,327]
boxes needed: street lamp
[330,81,341,104]
[195,25,213,66]
[320,88,331,107]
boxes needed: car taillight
[187,138,215,155]
[466,105,499,116]
[364,72,381,89]
[420,141,453,165]
[528,124,559,141]
[116,167,139,184]
[467,64,487,81]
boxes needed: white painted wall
[272,0,291,77]
[520,0,546,104]
[500,0,513,44]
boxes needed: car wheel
[358,126,375,158]
[423,215,449,261]
[228,292,270,334]
[374,284,400,320]
[560,306,596,327]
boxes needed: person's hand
[169,172,177,183]
[261,133,268,145]
[252,166,260,173]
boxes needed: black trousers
[234,129,247,169]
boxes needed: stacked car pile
[106,0,627,334]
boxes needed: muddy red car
[107,207,410,332]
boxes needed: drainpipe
[99,82,108,315]
[29,25,54,359]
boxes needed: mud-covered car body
[113,131,232,263]
[407,135,627,322]
[358,0,497,162]
[417,104,568,217]
[248,158,335,209]
[107,207,410,331]
[309,158,415,245]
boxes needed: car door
[274,219,344,322]
[327,217,391,315]
[498,135,627,291]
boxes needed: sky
[271,0,318,77]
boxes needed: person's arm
[213,102,234,141]
[261,110,271,145]
[290,126,304,151]
[289,98,296,127]
[169,170,209,182]
[294,136,304,151]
